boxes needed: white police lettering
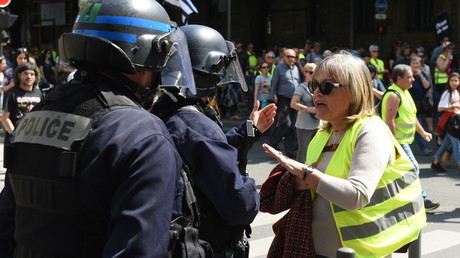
[13,111,92,150]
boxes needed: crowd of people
[222,37,460,206]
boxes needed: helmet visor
[161,27,196,95]
[218,41,247,92]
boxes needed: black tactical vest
[8,80,141,258]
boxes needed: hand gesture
[250,101,277,133]
[262,143,304,176]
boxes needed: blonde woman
[261,52,426,257]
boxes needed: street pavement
[1,118,460,257]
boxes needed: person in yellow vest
[369,45,388,84]
[433,41,455,115]
[259,51,276,77]
[381,64,440,212]
[262,52,426,257]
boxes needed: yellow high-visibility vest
[307,116,426,258]
[370,58,385,81]
[434,54,449,85]
[381,84,417,144]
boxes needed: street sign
[375,0,388,14]
[0,0,11,8]
[375,13,387,20]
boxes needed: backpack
[168,165,213,258]
[375,89,401,118]
[446,114,460,139]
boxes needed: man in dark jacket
[153,25,276,257]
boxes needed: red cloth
[436,111,456,134]
[260,164,316,258]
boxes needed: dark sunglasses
[261,66,269,69]
[266,56,275,59]
[16,48,27,53]
[308,81,343,95]
[307,71,314,74]
[286,55,296,59]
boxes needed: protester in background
[430,37,450,65]
[434,42,455,109]
[29,46,41,61]
[381,64,439,211]
[322,50,332,59]
[306,42,323,64]
[260,52,426,257]
[409,55,433,156]
[369,45,388,84]
[367,63,386,104]
[268,48,302,158]
[0,56,10,111]
[254,62,273,109]
[431,72,460,173]
[4,48,52,94]
[4,48,31,93]
[351,44,366,58]
[290,63,320,164]
[38,50,56,85]
[1,63,42,168]
[395,42,412,66]
[416,47,435,134]
[262,51,277,77]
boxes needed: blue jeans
[446,133,460,166]
[415,132,429,152]
[434,133,452,160]
[401,143,427,201]
[415,114,429,152]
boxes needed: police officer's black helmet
[58,0,180,75]
[161,24,247,99]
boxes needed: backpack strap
[379,89,402,118]
[181,164,202,227]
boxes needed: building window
[307,1,326,36]
[354,0,374,33]
[407,0,433,30]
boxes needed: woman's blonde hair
[313,51,374,131]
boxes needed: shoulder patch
[12,111,92,150]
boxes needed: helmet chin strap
[141,75,161,110]
[104,70,161,109]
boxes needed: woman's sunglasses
[308,81,343,95]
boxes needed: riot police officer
[0,0,194,257]
[153,25,276,257]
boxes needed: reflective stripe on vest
[381,85,417,144]
[434,54,448,84]
[306,116,426,258]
